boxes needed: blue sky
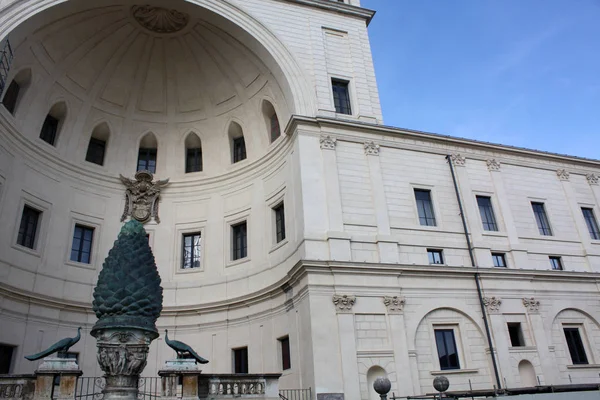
[362,0,600,159]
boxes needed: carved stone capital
[556,169,570,181]
[522,297,540,313]
[320,135,337,150]
[364,141,380,156]
[483,297,502,314]
[450,153,466,167]
[332,294,356,313]
[587,173,599,186]
[486,159,501,172]
[383,296,405,314]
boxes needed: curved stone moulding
[131,5,190,33]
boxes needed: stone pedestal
[34,358,82,400]
[159,359,202,400]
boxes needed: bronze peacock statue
[164,329,209,364]
[25,327,82,361]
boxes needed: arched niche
[262,100,281,143]
[39,101,66,146]
[366,366,387,400]
[138,132,158,173]
[85,122,110,166]
[518,360,536,387]
[228,121,246,163]
[184,132,202,173]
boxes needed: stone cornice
[287,115,600,171]
[279,0,375,25]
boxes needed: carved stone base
[159,360,202,400]
[92,328,157,400]
[36,357,81,373]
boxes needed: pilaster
[556,170,593,257]
[384,297,414,396]
[333,295,360,400]
[523,298,557,384]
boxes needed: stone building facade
[0,0,599,399]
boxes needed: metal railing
[0,37,13,95]
[279,388,312,400]
[75,377,162,400]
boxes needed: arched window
[262,100,280,143]
[39,102,66,146]
[2,68,31,115]
[137,133,157,173]
[85,123,110,166]
[229,122,246,163]
[185,132,202,173]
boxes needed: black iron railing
[0,37,13,95]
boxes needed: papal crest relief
[119,171,169,223]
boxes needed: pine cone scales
[92,220,163,334]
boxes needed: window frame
[434,328,461,370]
[531,202,553,236]
[0,344,16,375]
[70,224,95,264]
[273,202,286,244]
[582,207,600,240]
[507,322,526,347]
[224,210,251,267]
[17,205,41,250]
[232,136,247,163]
[137,147,157,173]
[492,252,507,268]
[85,137,107,166]
[476,195,499,232]
[331,78,352,115]
[414,188,437,227]
[563,326,589,365]
[231,221,248,261]
[65,214,102,269]
[427,249,444,265]
[174,223,206,274]
[185,147,203,173]
[232,347,249,374]
[12,193,51,257]
[279,336,291,371]
[269,112,281,143]
[549,256,563,271]
[2,80,20,115]
[181,231,202,270]
[39,114,59,146]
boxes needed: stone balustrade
[198,374,281,400]
[0,375,36,400]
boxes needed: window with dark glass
[274,203,286,243]
[182,232,201,269]
[17,205,41,249]
[270,113,281,143]
[549,256,563,271]
[415,189,436,226]
[582,208,600,240]
[186,148,202,173]
[492,253,507,268]
[2,80,20,114]
[233,137,246,163]
[39,115,59,145]
[428,249,444,265]
[85,137,106,166]
[0,345,15,374]
[332,79,351,115]
[279,336,291,370]
[70,225,94,264]
[507,323,525,347]
[137,148,157,173]
[233,347,248,373]
[232,221,248,261]
[477,196,498,231]
[435,329,460,370]
[532,202,552,235]
[564,327,588,365]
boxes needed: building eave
[277,0,376,25]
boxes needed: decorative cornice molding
[131,5,190,33]
[587,173,599,186]
[364,141,380,156]
[320,135,337,150]
[486,159,501,172]
[450,153,466,167]
[556,169,570,181]
[522,297,540,313]
[332,294,356,313]
[482,297,502,313]
[383,296,405,314]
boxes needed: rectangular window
[434,329,460,370]
[549,256,563,271]
[70,225,94,264]
[17,205,41,249]
[0,345,15,374]
[233,347,248,373]
[477,196,498,231]
[274,203,286,243]
[137,148,157,173]
[85,137,106,166]
[279,336,291,370]
[428,249,444,265]
[186,148,202,173]
[532,202,552,236]
[232,137,246,163]
[270,114,281,142]
[40,115,59,145]
[332,79,352,115]
[492,253,507,268]
[414,189,436,226]
[182,232,201,269]
[232,221,248,261]
[507,323,525,347]
[582,208,600,240]
[564,327,588,365]
[2,80,20,114]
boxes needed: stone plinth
[34,358,82,400]
[198,374,281,400]
[0,375,36,400]
[158,359,202,400]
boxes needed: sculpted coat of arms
[119,171,169,223]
